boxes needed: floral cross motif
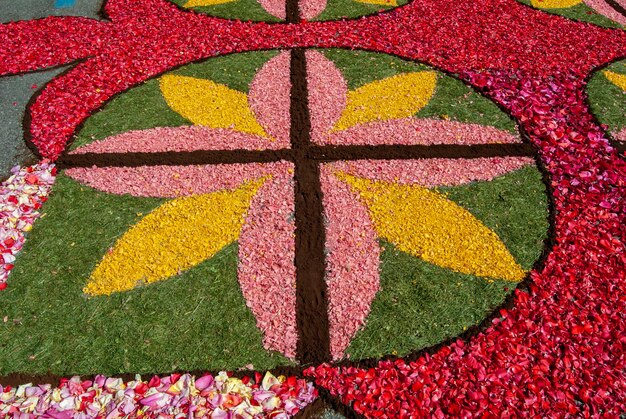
[63,48,536,364]
[2,0,626,415]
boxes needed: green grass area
[321,49,518,132]
[587,60,626,135]
[72,51,279,150]
[517,0,623,28]
[440,165,549,270]
[0,175,290,376]
[169,0,280,22]
[2,166,548,373]
[314,0,408,21]
[347,166,548,359]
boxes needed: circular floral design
[1,0,626,416]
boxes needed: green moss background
[516,0,623,28]
[1,164,548,375]
[0,175,291,375]
[168,0,280,22]
[587,60,626,138]
[347,166,548,358]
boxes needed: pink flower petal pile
[0,161,56,291]
[0,372,317,418]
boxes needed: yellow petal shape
[604,70,626,91]
[185,0,235,6]
[355,0,398,6]
[530,0,582,8]
[338,173,526,282]
[84,178,266,296]
[333,71,437,132]
[160,74,268,137]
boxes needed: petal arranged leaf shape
[355,0,397,5]
[338,173,526,282]
[69,126,282,154]
[248,51,291,146]
[237,173,297,359]
[326,117,521,146]
[584,0,626,25]
[66,162,287,198]
[321,167,381,360]
[258,0,286,18]
[306,50,349,140]
[259,0,287,19]
[332,72,437,131]
[84,178,267,296]
[185,0,235,6]
[331,157,534,187]
[604,70,626,90]
[160,75,268,137]
[299,0,328,19]
[530,0,582,8]
[256,0,327,19]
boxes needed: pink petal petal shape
[324,117,522,146]
[584,0,626,25]
[248,51,292,146]
[320,166,381,360]
[300,0,328,20]
[258,0,286,19]
[306,50,348,143]
[237,171,297,359]
[70,125,285,154]
[331,157,534,187]
[66,162,290,198]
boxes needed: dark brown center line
[290,48,332,364]
[56,144,537,169]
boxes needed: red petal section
[0,17,110,76]
[22,0,626,159]
[306,72,626,417]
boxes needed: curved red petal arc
[0,17,110,76]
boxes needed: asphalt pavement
[0,0,103,177]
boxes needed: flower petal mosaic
[1,0,625,416]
